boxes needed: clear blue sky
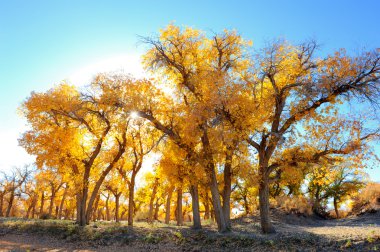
[0,0,379,180]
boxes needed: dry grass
[0,210,379,251]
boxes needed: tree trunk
[84,138,126,224]
[105,193,110,221]
[154,198,160,220]
[148,178,159,223]
[176,187,183,226]
[39,191,45,217]
[258,175,275,233]
[201,128,227,232]
[31,199,36,218]
[222,149,233,229]
[26,204,32,218]
[334,198,339,219]
[128,174,136,226]
[58,186,68,219]
[92,194,100,222]
[243,195,250,215]
[5,191,15,217]
[48,189,56,216]
[115,193,120,222]
[97,208,102,221]
[203,191,210,220]
[190,184,202,229]
[165,186,174,224]
[0,192,4,217]
[78,187,88,226]
[312,186,325,218]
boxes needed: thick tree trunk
[39,191,45,217]
[48,190,56,217]
[31,199,36,218]
[78,187,88,226]
[201,129,227,232]
[97,208,102,221]
[165,186,174,224]
[203,191,210,220]
[176,187,183,226]
[312,187,325,218]
[26,204,32,218]
[58,186,68,219]
[92,194,100,222]
[209,165,227,231]
[334,198,339,219]
[115,193,120,222]
[210,204,215,222]
[148,178,159,223]
[258,175,275,234]
[190,184,202,229]
[5,191,15,217]
[128,174,136,226]
[154,198,160,220]
[243,195,250,215]
[222,149,233,229]
[0,193,4,217]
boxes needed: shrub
[274,195,313,215]
[351,182,380,214]
[39,213,52,220]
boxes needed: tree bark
[190,184,202,229]
[258,173,275,234]
[5,191,15,217]
[165,186,174,224]
[58,186,68,219]
[243,194,250,215]
[92,194,100,222]
[203,191,210,220]
[105,193,110,221]
[115,193,121,222]
[0,192,5,217]
[154,198,160,220]
[78,185,88,225]
[148,178,159,223]
[48,189,56,217]
[31,198,36,218]
[201,128,227,232]
[128,173,136,226]
[222,148,233,229]
[176,187,183,226]
[39,191,45,217]
[334,198,339,219]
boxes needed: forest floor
[0,209,379,252]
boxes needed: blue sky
[0,0,379,180]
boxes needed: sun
[130,111,139,119]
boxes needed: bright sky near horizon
[0,0,379,181]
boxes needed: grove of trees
[1,24,379,234]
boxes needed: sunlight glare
[130,111,139,119]
[68,53,145,86]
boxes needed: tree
[227,42,380,233]
[137,24,252,232]
[20,81,131,225]
[2,166,31,217]
[117,118,163,226]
